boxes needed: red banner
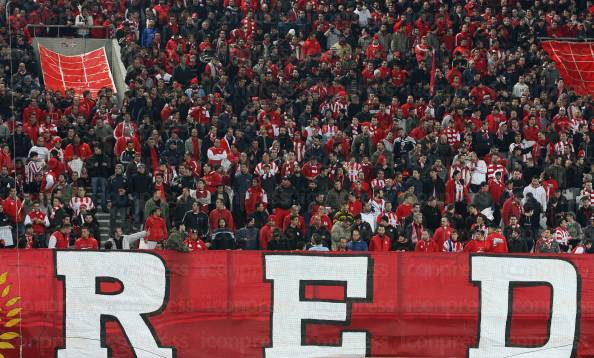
[541,40,594,96]
[38,46,116,98]
[0,251,592,357]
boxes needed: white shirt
[354,7,372,27]
[523,184,548,212]
[512,82,529,98]
[29,146,50,162]
[470,160,487,185]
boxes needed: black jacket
[210,229,236,250]
[128,172,153,198]
[272,185,298,210]
[87,153,112,178]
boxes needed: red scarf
[155,183,167,202]
[150,146,159,171]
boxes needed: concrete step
[95,212,110,241]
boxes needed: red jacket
[445,178,470,205]
[501,198,523,226]
[144,215,168,242]
[114,136,141,157]
[75,236,98,250]
[63,142,93,162]
[488,179,506,205]
[184,238,208,251]
[282,214,306,236]
[464,239,491,253]
[25,210,48,235]
[3,196,23,223]
[415,240,437,252]
[209,208,235,231]
[259,224,274,250]
[245,185,267,215]
[432,226,452,248]
[302,38,321,56]
[486,232,508,253]
[369,234,391,251]
[50,230,69,249]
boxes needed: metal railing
[26,24,115,39]
[538,37,594,42]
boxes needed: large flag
[0,250,593,357]
[38,45,116,98]
[541,40,594,96]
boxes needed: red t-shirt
[75,237,98,250]
[464,239,491,253]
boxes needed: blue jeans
[133,195,146,229]
[91,177,108,209]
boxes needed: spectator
[74,227,98,250]
[144,207,168,249]
[210,218,236,250]
[87,146,112,212]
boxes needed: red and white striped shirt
[254,162,279,177]
[292,141,306,163]
[321,124,338,139]
[487,163,507,181]
[509,142,532,161]
[69,196,95,215]
[442,128,460,148]
[552,141,573,157]
[580,189,594,206]
[571,118,587,133]
[553,227,571,246]
[25,160,42,183]
[345,162,363,183]
[449,163,471,186]
[377,211,399,227]
[371,178,386,192]
[280,161,299,177]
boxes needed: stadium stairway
[95,212,110,244]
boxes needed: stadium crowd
[0,0,594,253]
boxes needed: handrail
[26,24,114,29]
[26,24,115,39]
[538,36,594,42]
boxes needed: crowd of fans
[1,0,594,253]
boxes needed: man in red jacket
[415,231,437,252]
[3,187,24,236]
[486,226,508,253]
[259,215,276,250]
[501,192,523,226]
[48,224,72,249]
[432,217,453,248]
[369,225,391,251]
[74,227,98,250]
[24,201,50,247]
[464,230,491,253]
[144,207,168,249]
[209,199,235,231]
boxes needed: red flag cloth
[2,251,594,357]
[39,45,116,98]
[541,41,594,96]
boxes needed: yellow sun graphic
[0,272,20,358]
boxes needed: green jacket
[165,230,190,252]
